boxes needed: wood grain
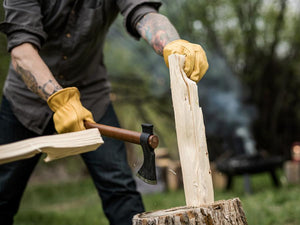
[168,54,214,206]
[0,128,103,164]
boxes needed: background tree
[104,0,300,159]
[169,0,300,157]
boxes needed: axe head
[136,124,157,185]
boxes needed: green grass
[15,179,107,225]
[13,170,300,225]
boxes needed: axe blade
[137,147,157,184]
[137,125,157,185]
[84,121,158,184]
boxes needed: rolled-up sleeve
[117,0,162,39]
[0,0,47,51]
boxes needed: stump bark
[132,198,248,225]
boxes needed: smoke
[198,52,257,155]
[144,50,258,156]
[105,18,258,155]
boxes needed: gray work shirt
[0,0,161,134]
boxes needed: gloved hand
[163,39,209,82]
[47,87,95,133]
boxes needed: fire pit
[216,153,283,193]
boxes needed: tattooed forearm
[16,64,61,100]
[136,13,180,55]
[11,43,62,101]
[16,64,39,94]
[41,80,61,99]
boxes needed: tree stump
[132,198,248,225]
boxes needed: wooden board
[132,198,248,225]
[168,54,214,206]
[0,128,103,164]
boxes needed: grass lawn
[13,169,300,225]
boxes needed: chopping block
[133,55,248,225]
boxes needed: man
[0,0,208,224]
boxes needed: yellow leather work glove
[163,39,209,82]
[47,87,95,133]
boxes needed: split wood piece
[132,198,248,225]
[0,128,103,164]
[168,54,214,206]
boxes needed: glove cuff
[47,87,80,112]
[163,39,189,67]
[165,39,189,47]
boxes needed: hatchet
[84,121,159,185]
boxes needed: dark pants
[0,96,144,225]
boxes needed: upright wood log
[132,198,248,225]
[132,54,248,225]
[168,54,214,206]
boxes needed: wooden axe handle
[84,121,159,149]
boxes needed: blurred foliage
[0,0,299,159]
[169,0,300,157]
[105,0,300,158]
